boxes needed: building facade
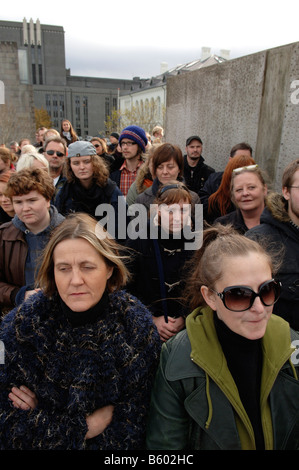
[0,18,141,141]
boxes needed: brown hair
[152,143,184,178]
[282,159,299,188]
[91,137,108,153]
[230,142,253,158]
[66,154,109,186]
[43,135,68,155]
[208,154,256,216]
[36,212,130,297]
[60,119,78,143]
[185,224,280,311]
[5,168,55,200]
[0,148,12,165]
[154,181,192,206]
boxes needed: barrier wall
[165,42,299,190]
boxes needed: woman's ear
[201,285,217,311]
[106,266,114,281]
[263,184,268,198]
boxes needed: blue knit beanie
[119,125,148,152]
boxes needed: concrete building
[119,49,228,135]
[0,18,143,142]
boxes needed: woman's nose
[250,295,265,314]
[70,269,84,285]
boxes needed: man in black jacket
[246,159,299,331]
[183,136,215,194]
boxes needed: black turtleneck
[214,312,265,450]
[60,291,109,327]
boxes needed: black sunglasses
[46,150,65,157]
[211,279,281,312]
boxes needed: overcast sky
[2,0,299,79]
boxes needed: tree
[104,109,122,136]
[35,107,52,129]
[0,103,35,145]
[104,99,165,135]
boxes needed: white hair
[16,152,49,172]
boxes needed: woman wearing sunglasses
[146,224,299,450]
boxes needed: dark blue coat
[0,290,160,450]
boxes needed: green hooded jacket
[146,306,299,450]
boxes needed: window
[75,95,81,135]
[105,97,110,121]
[18,49,29,84]
[52,95,58,128]
[46,94,51,116]
[59,95,64,120]
[83,96,88,128]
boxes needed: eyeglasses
[93,144,101,148]
[46,150,65,157]
[233,164,258,174]
[288,186,299,190]
[120,141,137,148]
[211,279,281,312]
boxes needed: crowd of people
[0,121,298,451]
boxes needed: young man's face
[120,139,139,160]
[12,190,50,232]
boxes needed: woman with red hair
[206,154,256,224]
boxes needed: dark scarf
[214,313,265,450]
[60,291,109,327]
[68,179,115,216]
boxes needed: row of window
[46,94,89,134]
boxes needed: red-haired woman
[206,154,256,224]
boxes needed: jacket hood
[262,192,291,224]
[135,160,152,194]
[12,204,64,234]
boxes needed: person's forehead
[71,155,91,160]
[46,141,65,151]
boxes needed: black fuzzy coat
[0,290,161,450]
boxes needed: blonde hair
[16,153,49,172]
[36,213,130,297]
[91,137,108,153]
[230,165,268,205]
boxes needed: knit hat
[119,126,148,153]
[68,141,97,158]
[110,132,119,140]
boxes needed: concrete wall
[165,42,299,190]
[0,41,35,144]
